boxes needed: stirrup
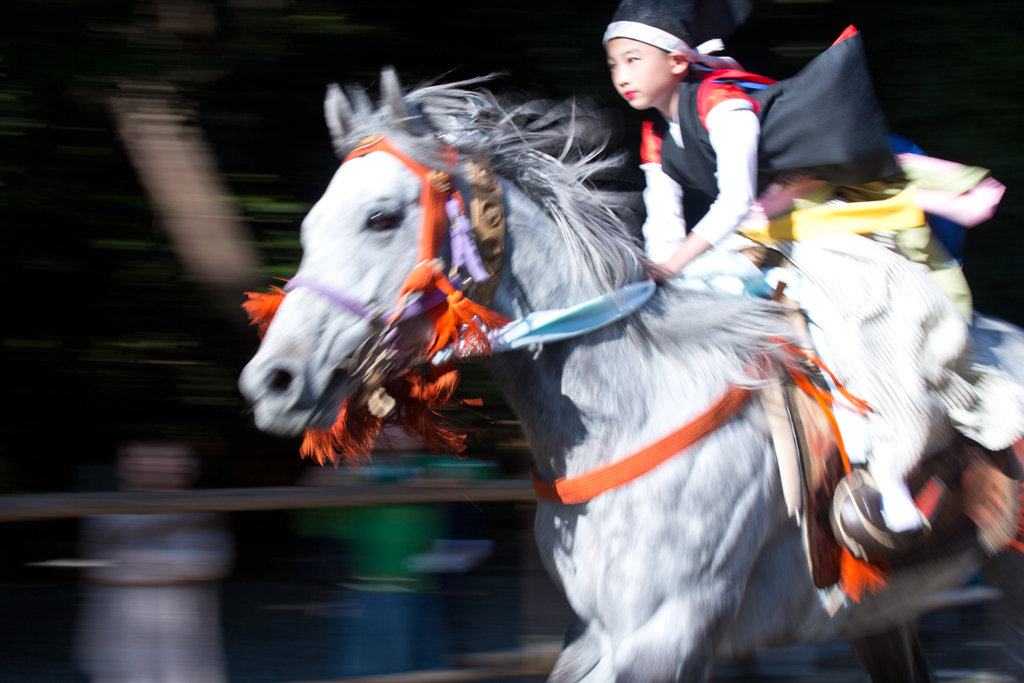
[829,469,929,564]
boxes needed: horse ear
[347,85,373,117]
[324,83,353,157]
[380,66,411,126]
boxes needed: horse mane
[327,76,644,290]
[326,75,792,374]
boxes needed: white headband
[603,21,689,53]
[604,22,738,70]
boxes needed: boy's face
[607,38,689,117]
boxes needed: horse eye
[366,211,400,231]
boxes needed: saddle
[765,313,1024,593]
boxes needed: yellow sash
[740,187,925,245]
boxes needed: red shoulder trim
[832,25,858,46]
[698,83,759,129]
[640,121,662,165]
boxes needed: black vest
[657,31,899,228]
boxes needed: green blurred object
[421,457,500,482]
[293,504,446,591]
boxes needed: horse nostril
[269,369,294,392]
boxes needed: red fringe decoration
[242,279,492,466]
[426,290,511,358]
[242,287,287,340]
[300,395,381,467]
[405,364,460,405]
[299,364,472,467]
[390,365,470,455]
[839,549,890,603]
[397,262,440,303]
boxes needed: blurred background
[1,0,1022,680]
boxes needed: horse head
[239,68,641,465]
[239,68,451,438]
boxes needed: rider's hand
[642,259,680,284]
[641,235,712,284]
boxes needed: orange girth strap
[531,342,871,506]
[768,336,871,475]
[531,383,755,504]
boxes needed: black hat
[603,0,751,53]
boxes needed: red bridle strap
[341,134,510,357]
[343,134,455,291]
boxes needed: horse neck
[482,182,752,481]
[487,180,618,317]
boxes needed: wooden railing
[0,480,537,523]
[0,480,1005,683]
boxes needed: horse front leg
[548,618,607,683]
[541,535,750,683]
[610,581,746,683]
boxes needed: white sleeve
[690,99,760,247]
[640,161,686,262]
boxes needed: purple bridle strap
[284,276,451,323]
[446,196,490,284]
[284,277,375,321]
[392,287,449,320]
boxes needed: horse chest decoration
[239,69,1024,682]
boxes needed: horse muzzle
[239,354,360,438]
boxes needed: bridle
[281,133,509,402]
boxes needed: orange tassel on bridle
[399,265,510,358]
[242,286,287,340]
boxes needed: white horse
[238,70,1024,682]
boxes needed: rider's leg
[807,319,930,560]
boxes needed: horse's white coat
[238,78,1024,682]
[239,153,422,435]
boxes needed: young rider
[603,0,1024,562]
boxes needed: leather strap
[464,159,506,306]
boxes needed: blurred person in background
[75,441,234,683]
[292,430,496,677]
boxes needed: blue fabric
[888,133,924,155]
[927,215,966,260]
[888,133,966,260]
